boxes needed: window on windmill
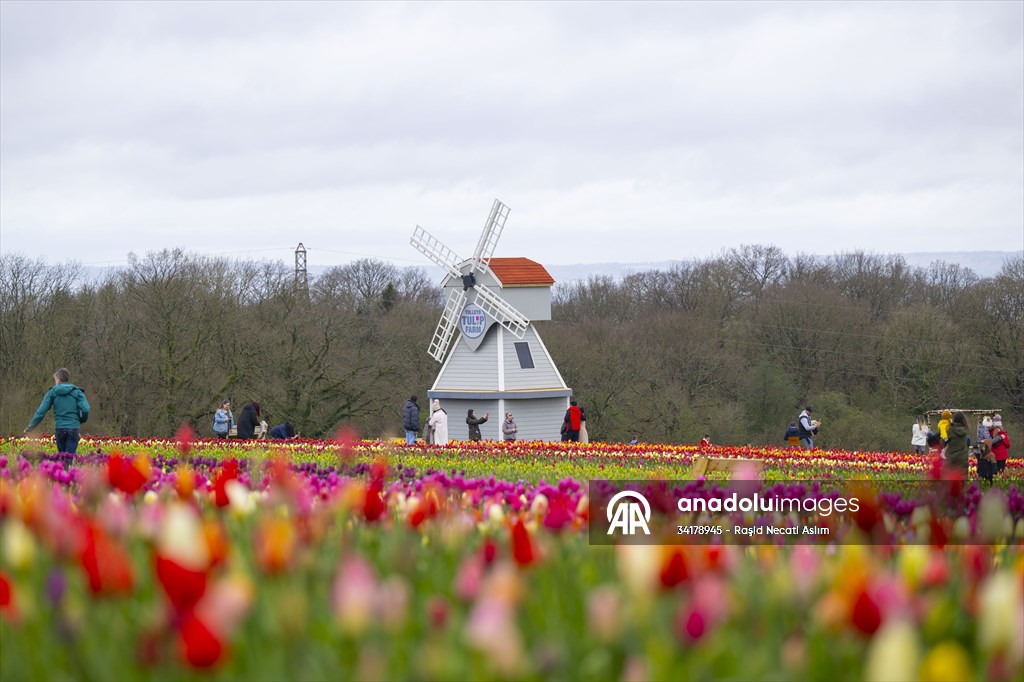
[514,342,535,369]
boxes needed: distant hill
[543,251,1022,284]
[73,250,1022,287]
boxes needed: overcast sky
[1,1,1022,271]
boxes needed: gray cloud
[1,1,1021,268]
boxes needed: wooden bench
[692,456,765,479]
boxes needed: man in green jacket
[24,368,91,454]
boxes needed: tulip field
[1,435,1022,681]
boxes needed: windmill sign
[459,304,486,339]
[410,199,572,441]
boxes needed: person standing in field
[237,401,262,439]
[977,415,993,446]
[428,400,449,445]
[911,415,928,455]
[990,414,1010,478]
[466,409,488,441]
[784,421,801,447]
[213,400,234,438]
[797,406,819,450]
[24,368,91,454]
[563,400,584,442]
[943,411,970,480]
[402,395,420,445]
[502,412,518,441]
[975,415,997,483]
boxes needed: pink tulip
[332,556,377,635]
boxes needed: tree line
[1,246,1021,452]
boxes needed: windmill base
[426,391,571,442]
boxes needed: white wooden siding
[503,397,569,441]
[433,327,500,391]
[502,326,566,391]
[430,397,567,442]
[431,399,501,441]
[441,265,552,321]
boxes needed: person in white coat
[911,415,928,455]
[428,399,449,446]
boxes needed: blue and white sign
[459,303,487,339]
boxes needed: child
[990,415,1011,478]
[936,410,951,440]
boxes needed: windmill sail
[414,199,528,356]
[411,225,464,279]
[473,283,529,338]
[428,288,467,362]
[471,199,510,277]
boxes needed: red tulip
[407,501,427,529]
[928,519,949,550]
[660,549,690,589]
[482,539,498,565]
[962,545,989,583]
[0,571,15,621]
[370,456,388,483]
[333,426,360,466]
[427,595,449,629]
[79,523,134,595]
[155,555,208,612]
[422,481,443,518]
[0,479,13,518]
[922,552,949,587]
[179,612,223,668]
[510,518,535,567]
[850,588,882,635]
[107,455,149,496]
[851,486,880,533]
[175,424,196,456]
[363,479,385,522]
[212,460,239,508]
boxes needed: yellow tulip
[865,620,919,682]
[919,642,974,682]
[1,519,36,571]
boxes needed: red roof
[485,257,555,287]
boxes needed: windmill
[410,199,572,441]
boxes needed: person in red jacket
[990,414,1011,477]
[563,400,584,442]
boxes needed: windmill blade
[473,282,529,339]
[428,288,467,362]
[471,199,510,276]
[411,225,464,280]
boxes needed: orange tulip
[174,465,195,500]
[255,517,296,575]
